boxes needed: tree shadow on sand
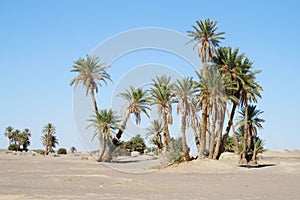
[238,164,276,168]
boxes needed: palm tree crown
[70,55,111,96]
[118,86,150,125]
[187,18,225,64]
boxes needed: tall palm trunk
[97,132,106,162]
[206,109,211,155]
[90,90,99,114]
[209,105,217,159]
[241,100,249,164]
[199,98,208,158]
[213,104,225,159]
[181,108,189,160]
[192,123,201,155]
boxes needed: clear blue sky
[1,0,299,151]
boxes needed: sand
[0,150,300,199]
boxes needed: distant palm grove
[68,18,264,166]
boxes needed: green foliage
[124,134,147,154]
[57,148,67,154]
[8,144,18,151]
[167,137,183,162]
[224,136,235,152]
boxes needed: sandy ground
[0,150,300,200]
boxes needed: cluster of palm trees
[70,18,265,165]
[4,123,59,155]
[4,126,31,151]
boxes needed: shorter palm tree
[236,105,265,163]
[172,77,197,160]
[42,123,57,155]
[114,86,150,144]
[4,126,14,145]
[146,119,166,164]
[88,109,120,162]
[150,76,175,153]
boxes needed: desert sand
[0,150,300,199]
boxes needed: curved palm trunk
[199,98,208,158]
[97,132,106,162]
[181,109,190,161]
[218,103,237,158]
[90,90,99,114]
[114,112,131,143]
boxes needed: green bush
[57,148,67,154]
[8,144,18,151]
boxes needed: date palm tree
[172,77,197,160]
[114,86,150,144]
[146,120,164,150]
[19,128,31,151]
[42,123,57,155]
[239,75,263,164]
[88,109,120,162]
[213,47,243,157]
[187,18,225,75]
[70,55,111,114]
[188,19,225,158]
[236,105,265,164]
[4,126,14,145]
[150,76,175,153]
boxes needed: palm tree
[114,86,150,144]
[189,98,201,154]
[172,77,197,160]
[150,76,175,153]
[42,134,58,154]
[212,47,243,157]
[70,55,111,114]
[146,119,165,164]
[42,123,56,155]
[87,109,120,162]
[4,126,14,145]
[188,19,225,158]
[187,18,225,75]
[236,105,265,163]
[19,128,31,151]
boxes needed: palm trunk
[114,112,130,142]
[181,109,189,161]
[199,98,208,158]
[219,103,237,157]
[90,90,99,114]
[240,101,249,164]
[192,123,201,155]
[213,105,225,160]
[208,105,217,159]
[163,121,175,153]
[97,132,106,162]
[206,110,211,155]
